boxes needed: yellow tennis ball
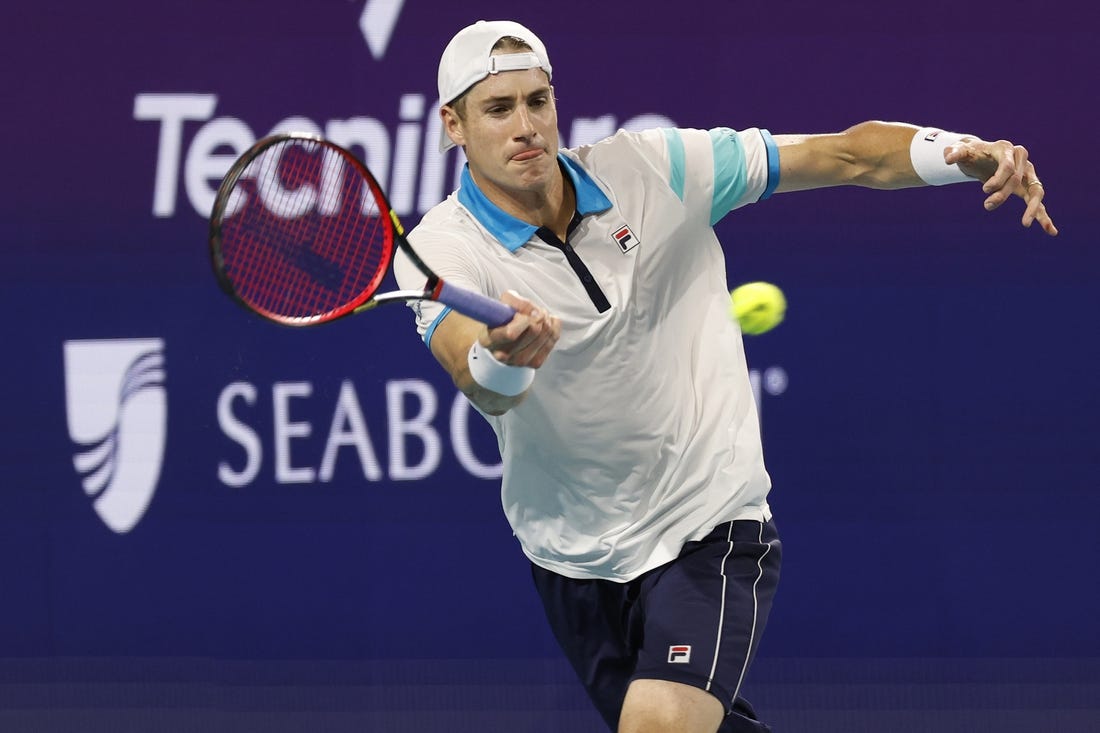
[729,281,786,335]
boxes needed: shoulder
[564,128,680,191]
[570,128,670,166]
[395,196,489,288]
[407,195,485,249]
[569,127,739,178]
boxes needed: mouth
[511,148,544,162]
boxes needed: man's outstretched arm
[772,121,1057,235]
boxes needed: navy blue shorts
[532,518,781,732]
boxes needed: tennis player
[394,20,1057,733]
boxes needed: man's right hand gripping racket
[209,132,515,328]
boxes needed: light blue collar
[456,153,613,251]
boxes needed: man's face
[442,66,558,200]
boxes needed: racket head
[209,134,396,326]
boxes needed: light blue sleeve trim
[423,306,452,348]
[661,128,686,202]
[709,127,749,225]
[760,128,780,200]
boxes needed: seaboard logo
[63,339,167,533]
[59,339,507,530]
[133,1,674,220]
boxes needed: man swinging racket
[395,20,1056,733]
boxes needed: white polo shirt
[395,126,780,581]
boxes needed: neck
[472,161,576,240]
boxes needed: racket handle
[436,282,517,328]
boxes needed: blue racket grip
[436,281,516,328]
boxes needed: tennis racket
[209,132,515,328]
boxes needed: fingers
[480,290,561,368]
[1021,163,1044,226]
[1034,203,1058,236]
[1026,194,1059,236]
[1014,161,1059,235]
[502,308,561,368]
[1032,203,1058,236]
[980,140,1026,211]
[953,138,1059,236]
[944,138,1018,209]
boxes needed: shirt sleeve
[661,127,779,225]
[394,223,484,348]
[710,127,779,221]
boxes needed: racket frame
[209,133,455,327]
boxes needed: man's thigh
[631,519,781,727]
[619,678,725,733]
[531,519,781,731]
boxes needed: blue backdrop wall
[2,1,1097,731]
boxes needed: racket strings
[218,140,392,322]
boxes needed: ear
[440,106,465,149]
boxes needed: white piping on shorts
[705,520,771,708]
[732,521,770,703]
[705,522,737,692]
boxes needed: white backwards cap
[437,20,553,153]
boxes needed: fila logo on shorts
[667,645,692,664]
[63,338,167,534]
[611,225,639,253]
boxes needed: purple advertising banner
[2,0,1098,730]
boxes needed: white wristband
[467,341,535,397]
[909,127,975,186]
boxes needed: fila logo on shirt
[63,338,167,534]
[668,645,692,664]
[612,225,639,253]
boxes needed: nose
[513,105,536,140]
